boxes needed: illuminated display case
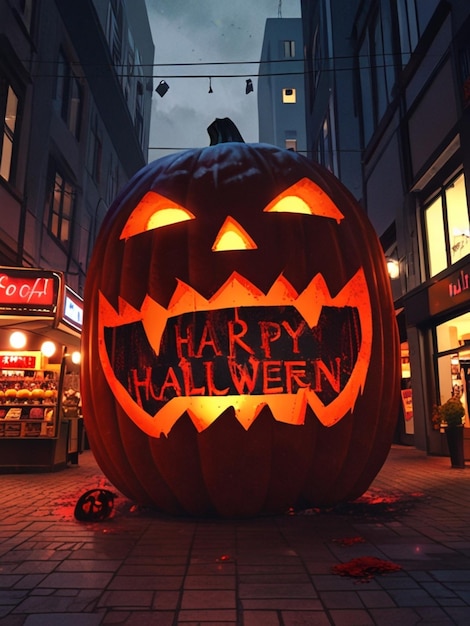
[0,266,83,470]
[0,353,59,439]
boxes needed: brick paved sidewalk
[0,445,469,625]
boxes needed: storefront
[404,257,470,460]
[0,266,83,471]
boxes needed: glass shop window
[424,172,470,278]
[435,313,470,426]
[400,341,414,434]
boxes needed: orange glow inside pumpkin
[212,217,258,251]
[265,178,344,223]
[98,267,372,437]
[120,191,195,240]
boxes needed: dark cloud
[144,0,300,157]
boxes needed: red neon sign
[0,354,38,369]
[0,275,54,306]
[0,268,59,315]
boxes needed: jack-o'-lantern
[82,122,400,517]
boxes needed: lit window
[424,172,470,278]
[447,175,470,265]
[285,139,297,151]
[425,196,446,276]
[0,85,18,182]
[282,88,296,103]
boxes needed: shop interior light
[386,257,400,279]
[41,341,56,358]
[10,331,27,349]
[71,351,81,364]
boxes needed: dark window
[20,0,34,32]
[135,80,144,143]
[357,6,396,145]
[314,111,333,173]
[396,0,419,66]
[106,159,119,206]
[460,44,470,108]
[283,40,295,58]
[90,120,102,184]
[55,50,82,138]
[46,163,76,246]
[106,1,123,67]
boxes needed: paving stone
[23,614,103,626]
[328,609,375,625]
[176,608,238,621]
[0,446,469,624]
[318,590,364,609]
[97,590,154,609]
[243,610,281,625]
[180,589,236,609]
[37,572,113,589]
[282,610,331,625]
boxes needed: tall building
[0,0,154,470]
[258,18,307,154]
[302,0,362,199]
[302,0,470,459]
[0,0,154,294]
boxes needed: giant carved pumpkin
[82,125,400,517]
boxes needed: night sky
[144,0,301,159]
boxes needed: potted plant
[434,397,465,468]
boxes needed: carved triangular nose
[212,216,258,251]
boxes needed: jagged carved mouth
[98,270,372,436]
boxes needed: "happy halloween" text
[110,306,360,408]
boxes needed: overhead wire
[26,51,426,154]
[27,50,419,80]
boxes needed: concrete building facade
[0,0,154,295]
[258,18,307,154]
[301,0,470,459]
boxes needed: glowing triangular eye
[264,178,344,223]
[120,191,195,240]
[212,217,258,251]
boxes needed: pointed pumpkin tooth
[264,391,308,426]
[294,273,329,328]
[266,274,299,303]
[295,267,369,329]
[232,397,264,430]
[186,397,235,432]
[100,293,142,326]
[141,295,169,356]
[210,272,264,308]
[168,279,210,316]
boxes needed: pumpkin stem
[207,117,245,145]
